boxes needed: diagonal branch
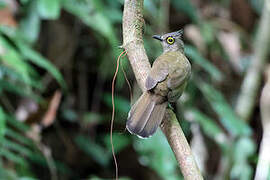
[161,109,204,179]
[122,0,203,179]
[122,0,150,91]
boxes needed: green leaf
[185,45,223,81]
[171,0,199,23]
[2,139,32,156]
[144,0,158,18]
[82,112,103,125]
[0,25,17,37]
[89,176,131,180]
[19,177,37,180]
[0,108,6,142]
[62,0,118,48]
[20,0,30,4]
[103,8,122,23]
[197,81,251,137]
[234,137,255,161]
[103,93,130,114]
[231,137,255,180]
[200,23,216,45]
[6,115,30,132]
[249,0,264,14]
[63,0,110,37]
[27,153,48,167]
[29,153,72,174]
[103,133,131,154]
[19,1,41,43]
[37,0,61,19]
[75,135,110,167]
[0,167,20,180]
[16,42,66,89]
[0,79,41,101]
[0,36,36,85]
[61,109,78,122]
[5,128,34,147]
[187,108,228,147]
[0,148,27,165]
[0,65,42,90]
[134,130,182,180]
[0,1,6,9]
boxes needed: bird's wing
[167,68,187,89]
[145,57,169,90]
[167,56,191,90]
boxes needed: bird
[126,30,191,138]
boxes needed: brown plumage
[127,30,191,138]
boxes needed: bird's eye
[166,37,175,44]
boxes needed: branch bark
[122,0,203,179]
[161,109,204,179]
[235,0,270,122]
[255,65,270,180]
[122,0,150,91]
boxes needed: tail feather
[142,102,167,137]
[126,92,167,138]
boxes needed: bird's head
[152,30,184,53]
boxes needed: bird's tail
[126,92,167,138]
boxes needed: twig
[122,0,203,179]
[235,0,270,122]
[37,142,58,180]
[255,65,270,180]
[27,125,58,180]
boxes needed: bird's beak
[152,35,162,41]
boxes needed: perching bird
[126,30,191,138]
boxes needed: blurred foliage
[0,0,267,179]
[134,130,182,180]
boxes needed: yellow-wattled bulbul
[126,30,191,138]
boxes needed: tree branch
[122,0,150,91]
[235,0,270,122]
[161,109,204,179]
[122,0,203,179]
[255,65,270,180]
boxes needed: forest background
[0,0,269,179]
